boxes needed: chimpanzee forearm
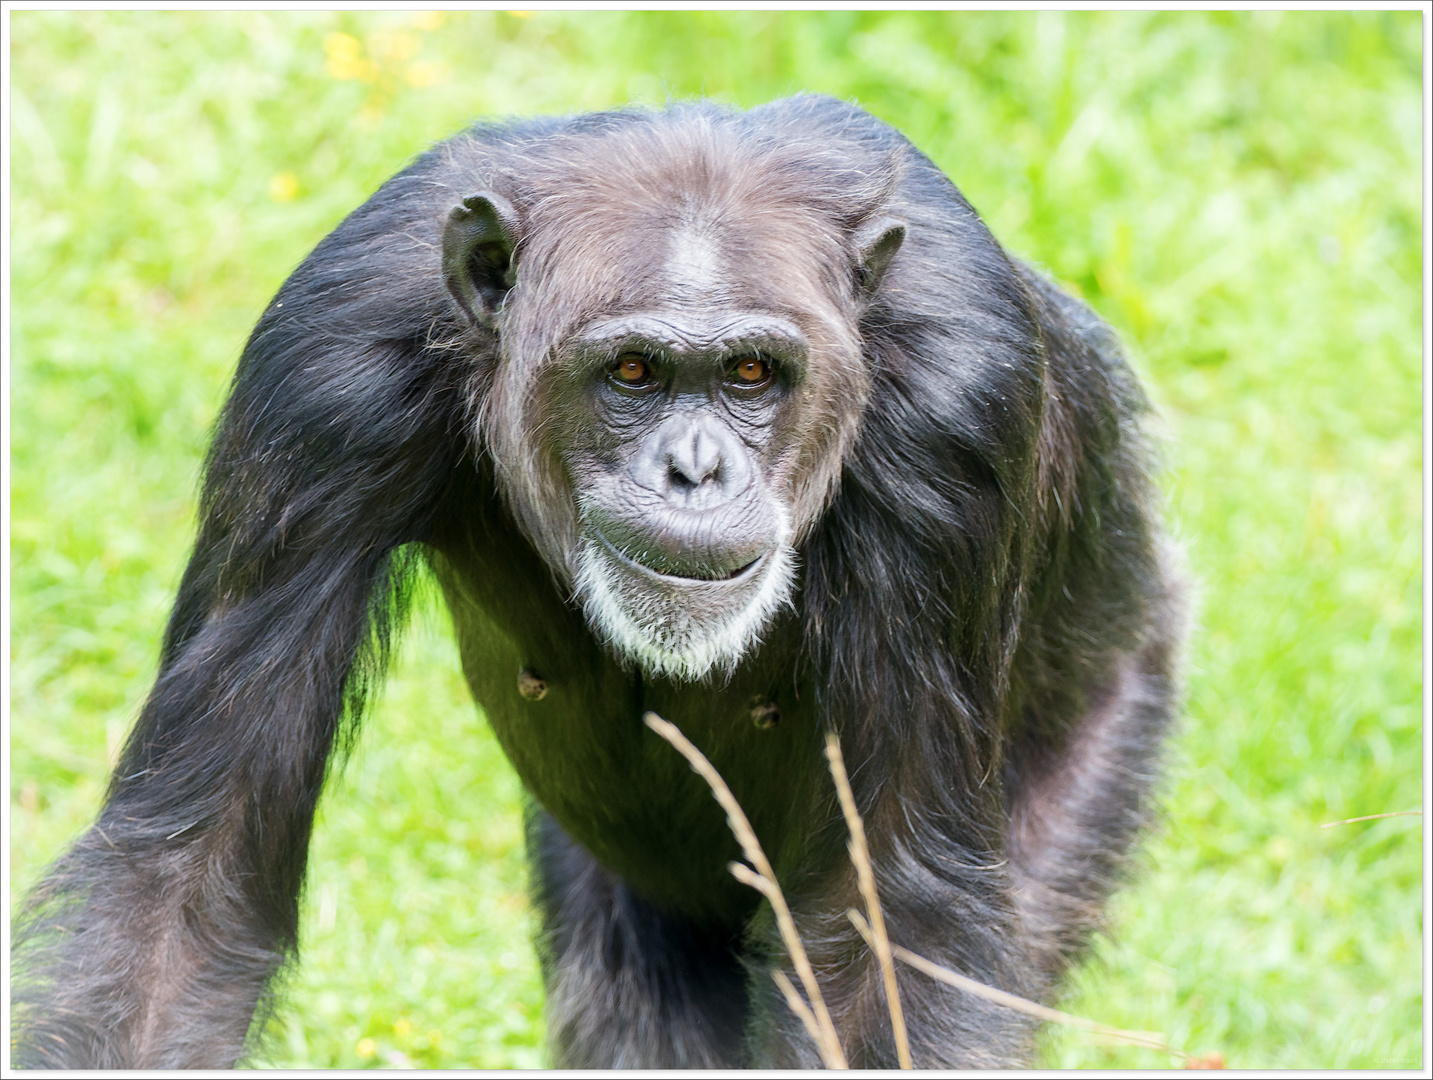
[11,549,396,1068]
[13,231,461,1065]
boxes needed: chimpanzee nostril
[667,462,695,492]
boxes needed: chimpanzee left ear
[853,215,907,299]
[443,191,521,327]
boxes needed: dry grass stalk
[771,969,825,1051]
[727,862,837,1057]
[648,711,1179,1066]
[845,909,1180,1057]
[823,733,912,1069]
[1320,809,1422,828]
[643,713,849,1069]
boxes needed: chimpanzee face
[553,301,806,680]
[443,160,902,680]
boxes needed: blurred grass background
[8,9,1423,1070]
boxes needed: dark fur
[13,95,1183,1069]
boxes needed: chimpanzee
[12,94,1184,1069]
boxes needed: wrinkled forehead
[506,164,854,351]
[560,206,838,304]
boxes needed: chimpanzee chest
[432,540,832,924]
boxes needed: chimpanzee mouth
[593,532,768,585]
[574,523,797,681]
[679,557,763,583]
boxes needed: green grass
[9,10,1423,1070]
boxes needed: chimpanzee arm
[741,246,1176,1067]
[11,173,471,1068]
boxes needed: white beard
[569,524,797,682]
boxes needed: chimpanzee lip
[593,531,768,584]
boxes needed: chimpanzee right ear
[443,191,521,327]
[852,214,906,300]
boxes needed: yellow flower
[325,32,372,82]
[268,172,300,203]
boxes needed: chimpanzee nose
[666,425,722,490]
[631,413,750,506]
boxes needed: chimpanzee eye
[727,357,771,387]
[610,353,654,387]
